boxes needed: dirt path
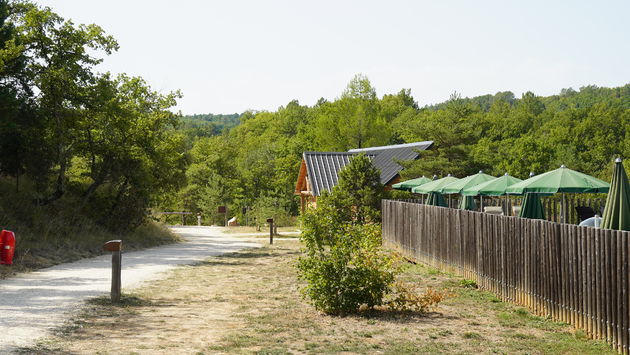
[0,226,259,353]
[21,240,615,355]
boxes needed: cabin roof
[349,141,433,185]
[300,152,374,196]
[297,141,433,196]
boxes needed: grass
[23,240,617,354]
[0,178,181,279]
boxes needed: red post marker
[103,240,122,302]
[0,230,16,265]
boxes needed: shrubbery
[298,221,396,314]
[297,154,444,314]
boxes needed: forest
[178,113,240,143]
[169,78,630,226]
[1,0,629,233]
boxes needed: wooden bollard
[103,240,122,302]
[267,218,274,245]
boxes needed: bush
[297,154,446,314]
[298,223,397,314]
[297,154,396,314]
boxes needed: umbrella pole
[562,192,567,223]
[480,196,484,212]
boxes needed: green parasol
[601,158,630,231]
[519,193,546,220]
[505,165,610,194]
[441,171,496,194]
[458,195,477,210]
[392,176,432,191]
[412,175,458,208]
[412,175,460,194]
[426,191,447,207]
[462,173,523,196]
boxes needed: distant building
[294,141,433,212]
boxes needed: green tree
[314,74,391,150]
[14,1,118,200]
[297,154,393,314]
[399,94,484,178]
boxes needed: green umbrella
[601,158,630,231]
[507,166,609,223]
[519,193,546,220]
[412,175,458,208]
[441,171,496,194]
[412,175,460,194]
[461,173,522,213]
[462,173,523,196]
[458,196,477,210]
[505,165,610,194]
[426,191,447,207]
[392,176,432,191]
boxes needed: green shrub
[297,154,446,314]
[297,154,396,314]
[298,223,397,314]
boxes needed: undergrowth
[0,178,180,279]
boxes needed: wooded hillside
[168,75,630,225]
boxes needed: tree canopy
[170,73,630,224]
[0,0,186,231]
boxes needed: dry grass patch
[1,222,179,280]
[24,240,617,354]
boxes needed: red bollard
[0,230,16,265]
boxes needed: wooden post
[103,240,122,303]
[267,218,274,244]
[218,206,227,226]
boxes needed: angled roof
[302,152,374,196]
[349,141,433,185]
[299,141,433,196]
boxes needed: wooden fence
[382,199,629,354]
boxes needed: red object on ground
[0,230,16,265]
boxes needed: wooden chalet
[294,141,433,212]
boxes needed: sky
[36,0,630,115]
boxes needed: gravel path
[0,226,260,353]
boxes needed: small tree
[297,154,395,314]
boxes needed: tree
[297,154,393,314]
[13,1,118,201]
[314,74,391,150]
[0,0,43,191]
[72,74,185,229]
[399,94,484,178]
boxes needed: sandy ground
[0,226,259,353]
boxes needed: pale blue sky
[37,0,630,114]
